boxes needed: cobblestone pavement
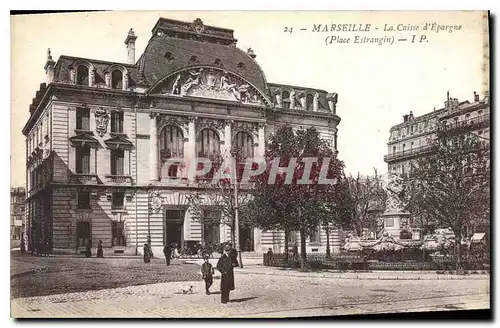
[11,254,200,299]
[11,271,489,318]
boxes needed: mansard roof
[140,27,269,96]
[53,56,142,87]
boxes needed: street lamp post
[233,173,243,268]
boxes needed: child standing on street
[201,256,215,295]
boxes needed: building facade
[383,91,490,234]
[11,187,26,248]
[23,18,342,256]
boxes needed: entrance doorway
[239,226,254,252]
[164,210,184,246]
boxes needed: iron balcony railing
[384,144,436,162]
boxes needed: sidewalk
[233,266,490,280]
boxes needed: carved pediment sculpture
[148,190,165,215]
[153,67,269,106]
[94,107,109,137]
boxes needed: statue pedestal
[382,211,410,240]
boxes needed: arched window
[197,129,220,158]
[111,70,123,89]
[160,126,184,159]
[160,125,184,179]
[76,65,89,85]
[282,91,290,109]
[233,131,254,159]
[306,94,314,111]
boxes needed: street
[11,254,490,318]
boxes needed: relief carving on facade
[231,121,259,139]
[158,67,266,105]
[195,118,226,138]
[94,107,109,137]
[157,115,190,136]
[148,190,165,215]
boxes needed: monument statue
[384,173,406,213]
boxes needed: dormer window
[76,65,89,85]
[190,55,198,63]
[237,62,246,70]
[111,70,123,89]
[282,91,291,109]
[214,58,222,66]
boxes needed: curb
[234,270,490,280]
[11,267,47,279]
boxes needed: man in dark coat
[163,243,172,266]
[143,244,151,263]
[97,240,104,258]
[217,246,238,303]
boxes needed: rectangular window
[112,192,124,210]
[309,227,320,244]
[76,108,90,130]
[385,218,394,228]
[77,191,91,209]
[392,146,396,154]
[110,149,124,175]
[203,209,220,244]
[112,221,126,246]
[75,147,91,174]
[76,221,91,247]
[111,112,124,133]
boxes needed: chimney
[409,111,414,120]
[247,48,256,59]
[44,48,55,84]
[124,28,137,65]
[474,91,479,102]
[403,114,409,123]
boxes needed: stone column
[149,112,159,182]
[224,121,232,156]
[257,122,266,157]
[186,117,197,182]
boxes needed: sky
[10,11,488,187]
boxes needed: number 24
[284,27,293,34]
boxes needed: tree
[345,169,387,238]
[403,126,490,271]
[246,125,344,269]
[185,153,252,247]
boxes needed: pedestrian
[266,248,274,266]
[45,240,50,256]
[163,243,172,265]
[85,242,92,258]
[143,243,151,263]
[201,255,215,295]
[292,243,298,260]
[97,240,104,258]
[172,244,180,259]
[216,245,238,304]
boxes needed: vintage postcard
[10,10,490,318]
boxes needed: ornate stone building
[383,91,490,236]
[23,17,341,255]
[11,187,26,248]
[385,91,490,177]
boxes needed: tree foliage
[403,127,490,269]
[344,169,387,237]
[245,125,345,267]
